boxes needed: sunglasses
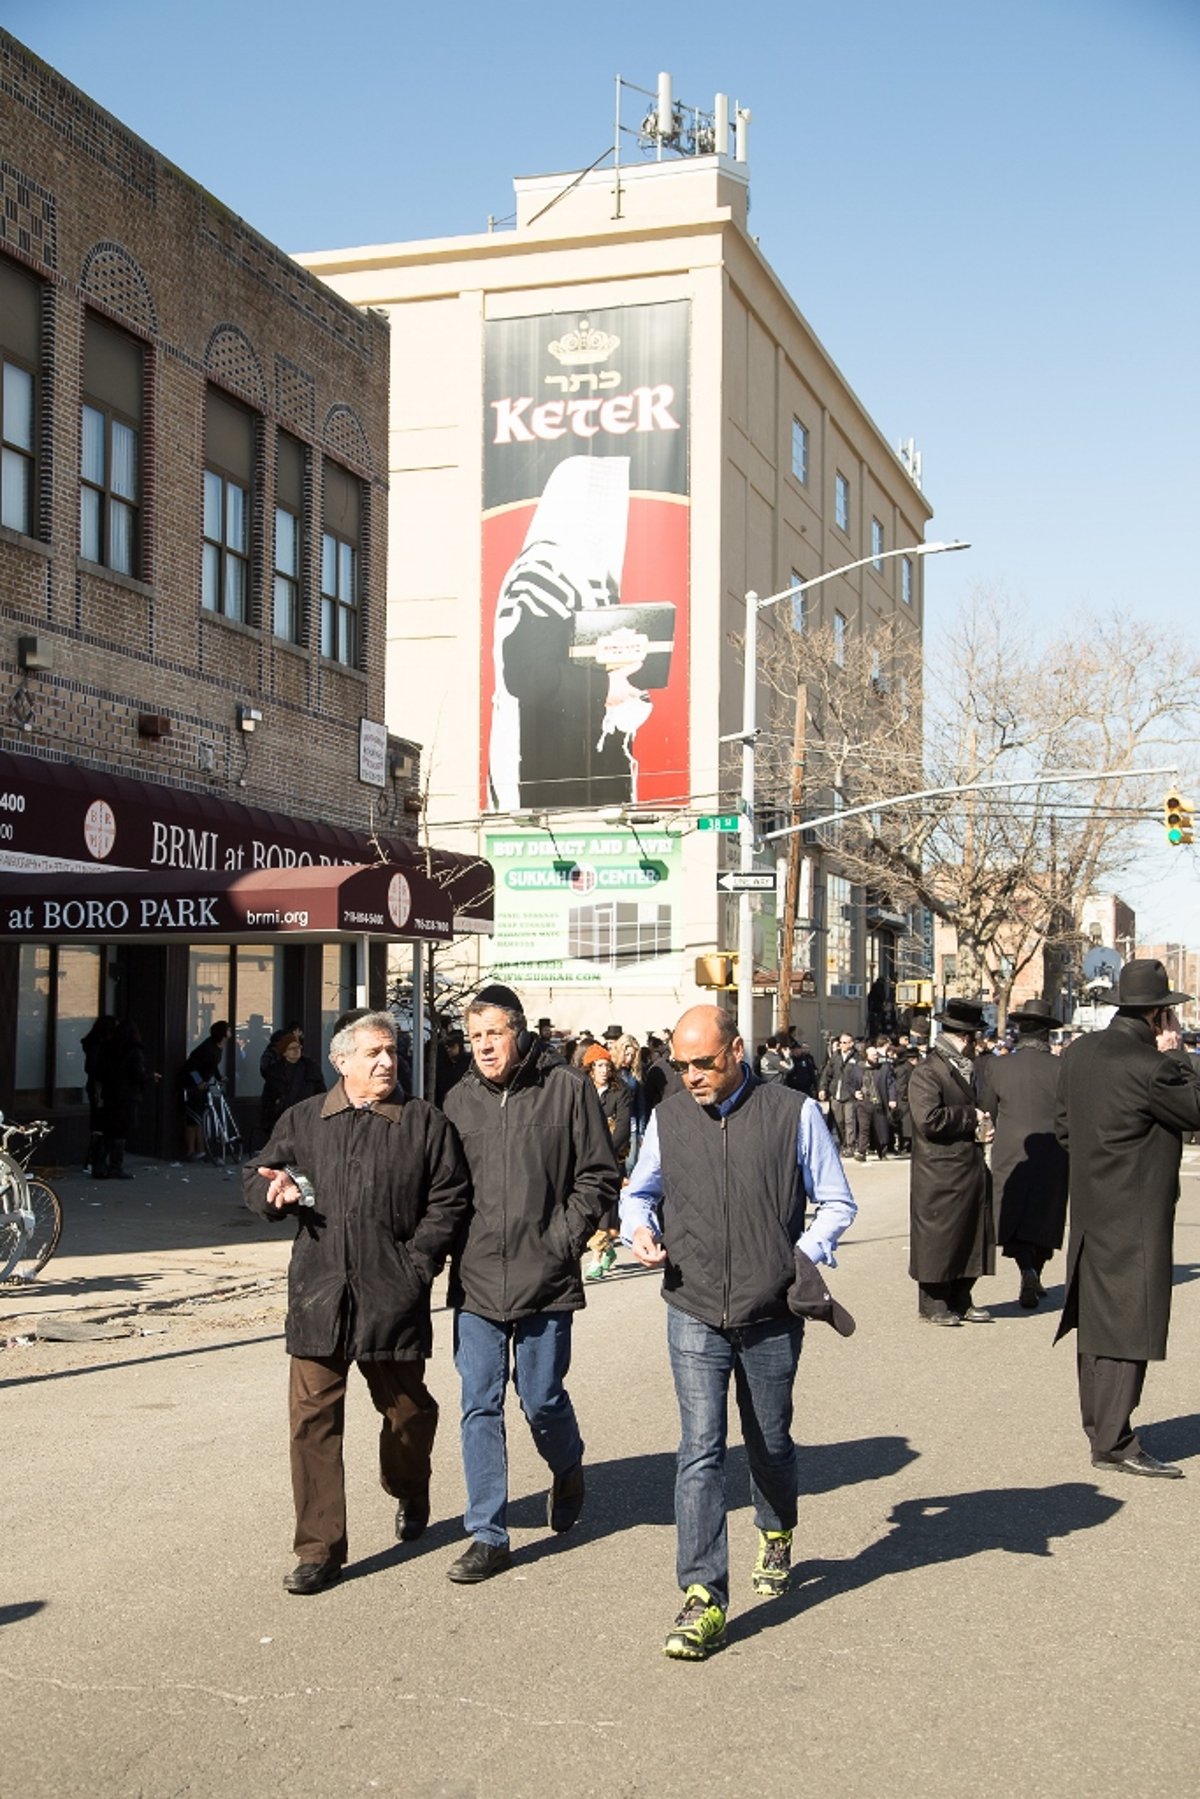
[670,1051,728,1074]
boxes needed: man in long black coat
[1054,959,1200,1478]
[246,1011,472,1593]
[908,997,995,1325]
[975,998,1068,1309]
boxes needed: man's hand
[974,1110,995,1145]
[258,1166,301,1212]
[630,1225,667,1268]
[1157,1007,1182,1053]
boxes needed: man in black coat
[442,983,620,1583]
[818,1032,865,1158]
[1054,959,1200,1478]
[974,998,1068,1308]
[245,1011,471,1594]
[908,997,995,1324]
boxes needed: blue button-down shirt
[619,1065,858,1267]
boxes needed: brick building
[0,34,488,1155]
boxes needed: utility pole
[776,683,807,1032]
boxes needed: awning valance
[0,864,456,943]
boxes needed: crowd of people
[223,958,1200,1663]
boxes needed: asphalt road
[3,1150,1199,1799]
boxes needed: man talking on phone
[1055,959,1200,1478]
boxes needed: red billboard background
[481,301,690,815]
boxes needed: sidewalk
[1,1153,290,1335]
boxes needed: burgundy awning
[0,748,493,930]
[0,864,456,943]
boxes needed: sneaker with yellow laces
[663,1584,727,1661]
[751,1528,793,1597]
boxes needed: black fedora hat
[1007,997,1060,1025]
[1116,958,1191,1007]
[932,996,986,1031]
[786,1250,856,1337]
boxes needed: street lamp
[733,539,970,1047]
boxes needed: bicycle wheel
[0,1153,26,1283]
[11,1177,62,1280]
[203,1101,242,1167]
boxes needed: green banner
[485,829,683,987]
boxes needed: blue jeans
[667,1306,804,1611]
[454,1309,584,1548]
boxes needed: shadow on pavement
[1171,1262,1200,1288]
[0,1332,281,1389]
[1140,1412,1200,1463]
[0,1600,46,1627]
[509,1435,918,1569]
[727,1481,1124,1644]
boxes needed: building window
[203,390,255,622]
[871,517,884,569]
[833,610,847,666]
[790,568,807,633]
[826,874,854,991]
[791,417,809,484]
[901,555,914,605]
[835,471,850,534]
[80,314,142,576]
[235,943,285,1100]
[321,458,361,666]
[274,432,304,641]
[1,258,39,537]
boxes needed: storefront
[0,750,493,1158]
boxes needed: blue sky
[11,0,1199,939]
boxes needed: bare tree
[751,590,1200,1026]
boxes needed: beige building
[299,92,934,1042]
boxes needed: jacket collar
[933,1036,975,1088]
[466,1034,546,1098]
[320,1078,405,1122]
[704,1061,756,1119]
[1110,1014,1156,1046]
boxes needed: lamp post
[734,539,970,1048]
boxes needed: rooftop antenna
[612,72,748,215]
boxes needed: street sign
[716,870,776,893]
[698,814,740,833]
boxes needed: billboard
[482,301,690,814]
[485,829,684,989]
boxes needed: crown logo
[547,318,620,366]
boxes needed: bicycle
[0,1115,63,1284]
[198,1077,244,1168]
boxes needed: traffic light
[1164,791,1194,846]
[694,953,739,989]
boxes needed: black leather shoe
[1019,1270,1041,1309]
[283,1558,342,1595]
[395,1491,430,1542]
[548,1462,585,1533]
[960,1307,994,1323]
[1092,1450,1184,1479]
[447,1540,512,1583]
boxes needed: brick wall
[0,31,422,833]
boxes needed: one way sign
[716,870,777,893]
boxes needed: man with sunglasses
[621,1003,857,1659]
